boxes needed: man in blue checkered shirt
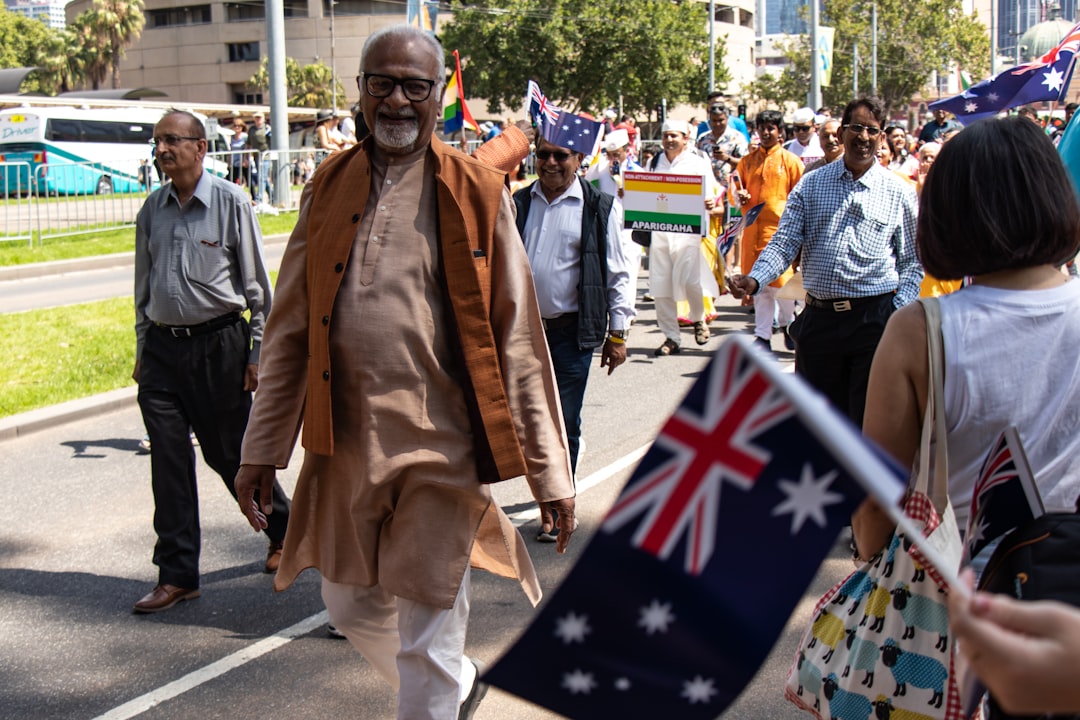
[731,96,921,427]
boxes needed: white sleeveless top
[940,279,1080,527]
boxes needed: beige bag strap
[915,297,949,512]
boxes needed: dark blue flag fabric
[930,22,1080,124]
[527,80,562,130]
[540,110,603,155]
[483,336,908,720]
[717,202,764,258]
[965,426,1044,562]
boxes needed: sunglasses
[536,149,572,162]
[793,124,812,132]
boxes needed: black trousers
[787,294,896,428]
[137,318,290,588]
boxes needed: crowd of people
[126,21,1080,719]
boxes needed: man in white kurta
[649,119,721,356]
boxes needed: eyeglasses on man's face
[150,135,202,147]
[793,124,812,132]
[359,73,437,102]
[842,123,882,137]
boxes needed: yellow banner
[817,26,835,88]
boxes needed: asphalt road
[0,261,854,720]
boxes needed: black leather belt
[804,293,893,312]
[542,312,578,330]
[154,312,241,337]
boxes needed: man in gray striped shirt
[731,96,921,426]
[131,109,290,614]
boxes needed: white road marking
[506,443,649,526]
[91,611,329,720]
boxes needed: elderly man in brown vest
[234,24,576,720]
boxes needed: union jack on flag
[931,20,1080,124]
[527,80,561,128]
[483,336,908,720]
[965,426,1044,561]
[717,202,764,258]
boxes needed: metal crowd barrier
[0,161,33,246]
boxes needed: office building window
[329,0,400,16]
[147,5,212,27]
[227,42,261,62]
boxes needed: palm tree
[249,57,345,108]
[71,10,111,90]
[33,28,86,94]
[86,0,145,89]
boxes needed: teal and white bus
[0,106,228,196]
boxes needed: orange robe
[736,144,803,287]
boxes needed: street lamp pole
[330,0,337,114]
[709,0,716,91]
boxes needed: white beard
[373,116,419,151]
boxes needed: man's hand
[600,338,627,375]
[539,497,577,554]
[729,274,759,299]
[234,464,276,532]
[131,360,141,383]
[244,363,259,392]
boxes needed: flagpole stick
[732,335,969,597]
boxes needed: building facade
[7,0,66,28]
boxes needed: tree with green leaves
[249,57,346,109]
[743,0,989,114]
[439,0,723,119]
[0,9,55,76]
[87,0,146,90]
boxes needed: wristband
[607,335,626,344]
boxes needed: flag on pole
[930,21,1080,124]
[964,426,1044,562]
[482,335,909,720]
[717,202,764,258]
[406,0,437,33]
[527,80,562,129]
[539,110,602,153]
[958,68,973,91]
[441,50,478,135]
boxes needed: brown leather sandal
[655,339,681,356]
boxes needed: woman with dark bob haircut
[850,116,1080,567]
[918,117,1080,278]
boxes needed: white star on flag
[561,124,570,131]
[964,101,978,114]
[562,669,597,694]
[554,611,591,644]
[614,677,632,691]
[988,92,1000,102]
[1043,66,1066,93]
[638,599,676,635]
[681,675,718,704]
[771,463,843,533]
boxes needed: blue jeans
[544,322,594,476]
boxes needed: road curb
[0,386,138,443]
[0,233,291,282]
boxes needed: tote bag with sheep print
[784,297,964,720]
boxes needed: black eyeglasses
[150,135,202,147]
[842,123,882,137]
[359,73,437,102]
[536,149,571,162]
[793,124,812,132]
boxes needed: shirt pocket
[183,239,229,285]
[849,204,892,260]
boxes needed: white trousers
[322,569,475,720]
[753,284,795,340]
[655,295,704,344]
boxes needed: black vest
[514,177,614,350]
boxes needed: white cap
[604,108,617,120]
[814,113,828,125]
[604,128,629,151]
[661,119,691,137]
[792,107,815,125]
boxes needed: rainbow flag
[442,50,478,135]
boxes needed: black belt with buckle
[154,312,241,337]
[542,312,578,330]
[804,293,893,312]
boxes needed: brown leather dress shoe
[133,584,200,614]
[264,542,284,574]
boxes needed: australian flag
[540,110,603,155]
[717,202,764,258]
[965,426,1045,562]
[527,80,562,129]
[930,21,1080,124]
[482,336,908,719]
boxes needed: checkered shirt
[748,160,922,307]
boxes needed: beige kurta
[246,144,573,609]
